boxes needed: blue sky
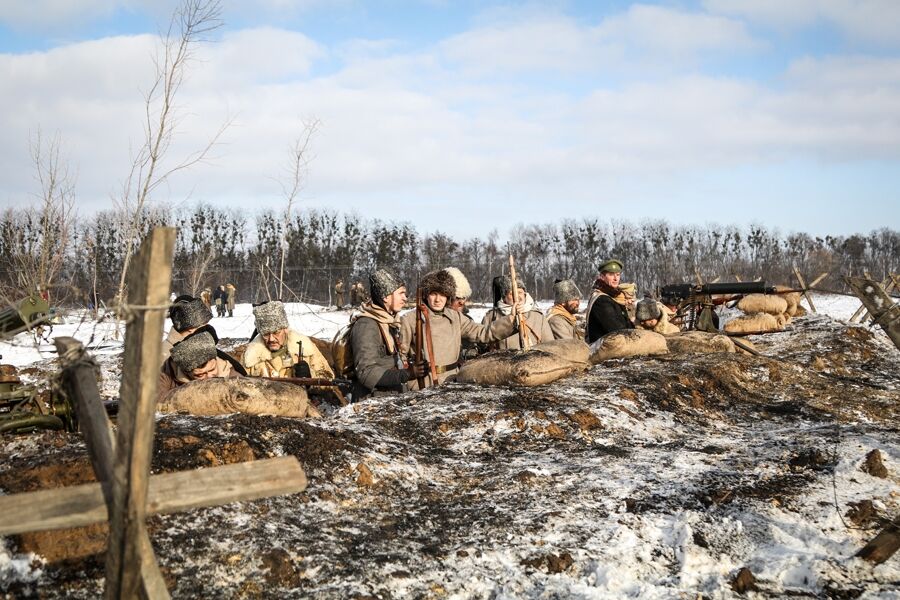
[1,0,898,239]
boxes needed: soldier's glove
[407,361,429,380]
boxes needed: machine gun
[0,293,52,338]
[660,281,778,333]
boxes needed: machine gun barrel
[661,281,774,301]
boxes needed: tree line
[0,203,897,308]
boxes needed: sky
[1,0,899,240]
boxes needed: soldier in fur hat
[242,300,333,379]
[585,259,635,343]
[349,268,427,401]
[161,295,213,365]
[159,328,243,401]
[635,295,681,335]
[547,279,583,340]
[400,268,517,387]
[482,274,552,349]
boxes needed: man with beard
[547,278,583,340]
[242,300,333,379]
[400,268,517,388]
[585,259,635,343]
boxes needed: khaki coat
[547,305,582,340]
[400,305,515,386]
[482,308,553,350]
[636,302,681,335]
[242,329,334,378]
[158,356,238,402]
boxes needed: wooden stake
[107,228,176,600]
[849,271,876,323]
[808,272,829,289]
[856,515,900,565]
[793,267,816,313]
[846,276,900,352]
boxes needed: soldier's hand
[407,361,428,379]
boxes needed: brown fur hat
[421,269,456,299]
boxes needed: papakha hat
[553,279,581,304]
[170,330,217,373]
[253,300,290,335]
[169,297,212,333]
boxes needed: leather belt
[434,361,460,375]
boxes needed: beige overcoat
[242,329,334,378]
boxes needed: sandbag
[589,329,668,364]
[665,331,735,354]
[456,349,585,387]
[793,304,807,317]
[531,338,591,365]
[159,377,321,418]
[723,312,781,334]
[774,285,801,316]
[736,294,788,315]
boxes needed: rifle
[508,254,531,350]
[414,286,427,389]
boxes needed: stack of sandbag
[724,293,791,334]
[159,377,322,418]
[774,284,805,318]
[589,329,668,364]
[455,339,590,387]
[665,331,736,354]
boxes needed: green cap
[598,259,623,273]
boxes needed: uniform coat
[547,305,583,340]
[481,294,553,350]
[158,355,240,401]
[242,329,334,378]
[586,290,634,343]
[399,304,515,387]
[350,303,406,400]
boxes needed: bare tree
[9,129,77,303]
[185,244,217,295]
[277,118,321,299]
[114,0,228,308]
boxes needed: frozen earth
[0,293,898,598]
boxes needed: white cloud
[704,0,900,46]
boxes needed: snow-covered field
[1,292,898,599]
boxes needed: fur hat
[494,275,526,303]
[253,300,290,335]
[553,279,581,304]
[635,297,662,322]
[421,269,456,299]
[443,267,472,299]
[369,269,405,303]
[169,297,212,333]
[170,330,217,373]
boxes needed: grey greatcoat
[399,304,515,387]
[481,308,553,350]
[350,304,406,400]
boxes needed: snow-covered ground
[1,291,898,599]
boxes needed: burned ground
[1,314,899,598]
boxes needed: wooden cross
[792,266,819,313]
[0,228,308,599]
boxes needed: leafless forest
[1,203,898,307]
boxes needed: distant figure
[200,287,212,308]
[213,285,227,317]
[225,283,236,317]
[334,279,345,309]
[547,279,583,340]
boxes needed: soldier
[444,267,472,314]
[225,283,236,317]
[200,287,212,308]
[586,259,635,343]
[159,328,243,401]
[242,300,333,379]
[334,279,345,309]
[162,295,212,365]
[547,279,583,340]
[400,269,516,387]
[350,269,425,401]
[213,285,227,317]
[616,282,638,321]
[635,296,681,334]
[481,275,552,349]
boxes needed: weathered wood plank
[849,271,877,323]
[108,227,176,600]
[846,276,900,352]
[808,272,829,289]
[857,515,900,565]
[0,456,307,536]
[53,336,169,599]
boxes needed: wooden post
[107,228,176,600]
[857,515,900,565]
[846,276,900,352]
[808,272,829,289]
[793,267,816,313]
[54,337,170,599]
[849,271,876,323]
